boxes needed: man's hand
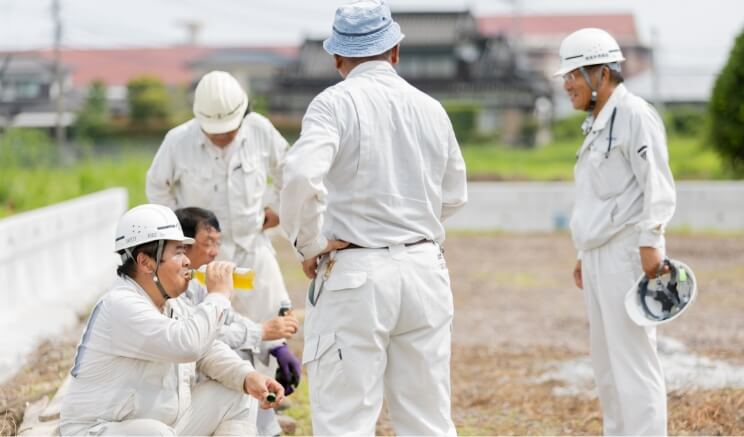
[262,315,300,340]
[263,207,280,230]
[244,371,285,409]
[270,345,302,396]
[205,261,235,299]
[573,259,583,289]
[640,246,669,279]
[301,239,350,279]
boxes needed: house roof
[6,45,297,88]
[478,14,640,44]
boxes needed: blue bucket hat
[323,0,405,58]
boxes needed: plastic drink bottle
[278,299,292,316]
[190,265,255,292]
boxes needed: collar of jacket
[588,83,628,134]
[197,118,247,150]
[346,60,396,79]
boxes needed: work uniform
[571,83,676,435]
[60,276,257,436]
[281,61,467,435]
[146,113,291,324]
[146,114,289,435]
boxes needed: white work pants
[62,380,257,436]
[303,242,456,436]
[581,229,667,435]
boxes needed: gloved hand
[269,344,301,395]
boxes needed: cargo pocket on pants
[302,332,345,408]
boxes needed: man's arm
[441,116,468,221]
[628,103,676,276]
[146,131,179,209]
[280,94,341,261]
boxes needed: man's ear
[390,45,400,65]
[136,252,154,273]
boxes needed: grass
[462,136,728,181]
[0,153,150,218]
[0,132,732,219]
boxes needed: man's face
[204,126,240,148]
[157,240,192,297]
[562,67,601,111]
[185,225,221,269]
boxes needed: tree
[127,75,170,125]
[75,80,111,141]
[709,27,744,175]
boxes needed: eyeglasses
[562,70,579,82]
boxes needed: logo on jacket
[637,145,648,160]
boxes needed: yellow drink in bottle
[190,266,255,292]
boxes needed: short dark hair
[174,207,221,239]
[337,46,396,68]
[116,241,159,278]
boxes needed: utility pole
[52,0,65,152]
[650,27,664,112]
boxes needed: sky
[0,0,742,74]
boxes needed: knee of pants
[95,418,176,436]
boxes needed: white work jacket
[280,61,468,259]
[146,113,288,260]
[182,280,278,363]
[571,84,676,253]
[60,276,254,430]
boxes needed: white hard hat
[193,71,248,134]
[624,259,697,327]
[115,204,194,253]
[554,28,625,77]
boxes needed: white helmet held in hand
[115,204,194,253]
[553,28,625,77]
[624,259,697,327]
[193,71,248,134]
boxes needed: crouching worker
[174,206,301,398]
[59,204,284,436]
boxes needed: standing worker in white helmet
[556,28,676,435]
[280,1,467,435]
[60,204,284,436]
[146,71,299,436]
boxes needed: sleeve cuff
[203,293,232,310]
[638,227,665,248]
[238,320,263,353]
[297,235,329,260]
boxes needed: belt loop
[389,244,405,260]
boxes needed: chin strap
[151,239,171,301]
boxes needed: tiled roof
[478,14,639,42]
[7,45,297,87]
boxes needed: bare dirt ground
[2,233,743,435]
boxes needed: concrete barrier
[446,181,744,232]
[0,188,128,383]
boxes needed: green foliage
[127,75,171,125]
[75,80,113,141]
[0,144,151,218]
[0,128,57,168]
[551,112,587,142]
[664,105,707,137]
[709,27,744,175]
[462,136,725,181]
[443,101,479,143]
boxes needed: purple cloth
[270,344,301,395]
